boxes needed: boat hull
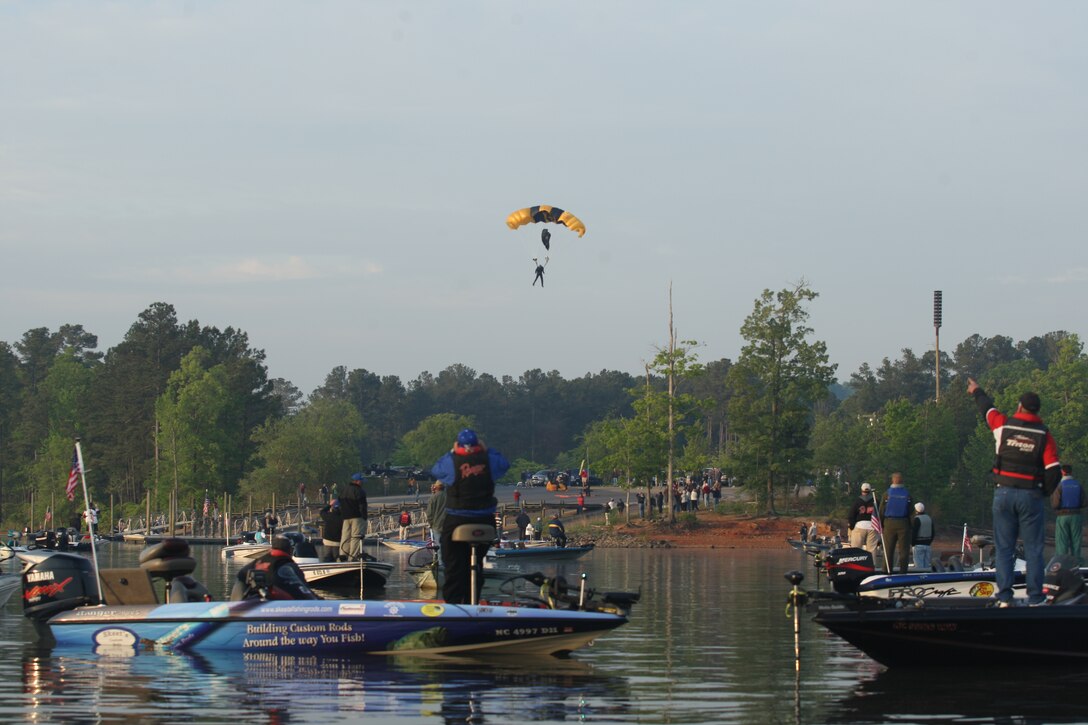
[298,561,393,590]
[487,545,594,562]
[814,601,1088,666]
[40,598,626,657]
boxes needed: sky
[3,2,1087,396]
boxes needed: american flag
[962,524,971,553]
[66,447,80,502]
[203,492,211,517]
[870,508,882,536]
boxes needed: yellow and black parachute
[506,205,586,238]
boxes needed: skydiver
[541,228,551,251]
[532,256,549,287]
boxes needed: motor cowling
[1043,554,1085,604]
[825,547,875,594]
[22,551,100,621]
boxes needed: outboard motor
[21,550,100,622]
[1043,555,1086,605]
[825,547,875,594]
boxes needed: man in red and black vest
[430,428,510,604]
[968,377,1062,606]
[236,536,320,601]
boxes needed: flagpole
[961,522,967,557]
[74,439,104,603]
[875,489,890,573]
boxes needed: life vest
[994,420,1049,488]
[446,446,496,513]
[399,512,411,526]
[1058,479,1083,510]
[913,514,934,544]
[884,487,910,518]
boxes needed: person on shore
[338,473,368,560]
[515,509,531,541]
[235,535,319,601]
[398,508,412,540]
[968,378,1061,606]
[318,498,343,562]
[848,483,880,554]
[1052,464,1084,564]
[880,472,913,574]
[426,481,447,546]
[636,491,646,518]
[547,512,568,547]
[911,502,935,571]
[513,488,521,508]
[430,428,510,604]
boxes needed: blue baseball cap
[457,428,478,446]
[351,473,364,481]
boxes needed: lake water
[3,544,1088,724]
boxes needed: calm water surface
[2,544,1087,724]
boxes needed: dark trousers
[883,518,911,573]
[440,514,493,604]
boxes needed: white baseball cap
[860,482,872,492]
[915,502,925,513]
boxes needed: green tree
[241,398,367,502]
[727,283,836,515]
[395,413,477,474]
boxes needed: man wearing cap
[847,483,880,554]
[911,502,935,571]
[426,481,447,546]
[968,378,1062,606]
[430,428,510,604]
[338,473,369,560]
[235,535,320,601]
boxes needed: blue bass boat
[17,543,634,657]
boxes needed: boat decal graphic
[969,582,996,597]
[338,603,367,615]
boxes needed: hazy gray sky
[3,2,1086,394]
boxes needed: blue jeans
[992,486,1046,604]
[913,544,932,571]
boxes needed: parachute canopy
[506,205,586,238]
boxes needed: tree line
[1,291,1083,531]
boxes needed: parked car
[529,469,557,487]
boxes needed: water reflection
[20,645,630,724]
[824,664,1088,725]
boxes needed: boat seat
[140,538,197,581]
[167,574,211,603]
[451,524,497,544]
[99,567,159,606]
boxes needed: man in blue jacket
[1052,464,1084,564]
[430,428,510,604]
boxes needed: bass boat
[787,554,1088,667]
[17,539,635,657]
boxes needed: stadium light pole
[934,290,943,402]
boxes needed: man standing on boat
[968,378,1061,606]
[1051,464,1084,564]
[426,481,447,546]
[879,473,913,574]
[847,483,880,554]
[338,473,368,561]
[911,502,935,571]
[319,498,342,562]
[430,428,510,604]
